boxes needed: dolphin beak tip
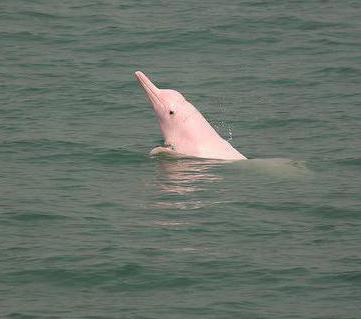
[134,71,142,80]
[135,71,149,84]
[135,71,159,94]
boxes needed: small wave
[2,210,69,223]
[263,15,343,31]
[91,148,147,165]
[6,313,45,319]
[247,117,325,129]
[312,66,361,78]
[0,139,146,165]
[313,271,361,284]
[153,220,190,227]
[17,10,65,20]
[0,139,90,150]
[333,157,361,167]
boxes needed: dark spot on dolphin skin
[164,143,176,151]
[169,110,174,115]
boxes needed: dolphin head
[135,71,247,160]
[135,71,199,150]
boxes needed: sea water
[0,0,360,318]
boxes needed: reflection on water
[152,157,224,210]
[156,158,223,195]
[151,199,214,210]
[150,156,310,211]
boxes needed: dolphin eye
[169,110,175,115]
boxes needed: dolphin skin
[135,71,247,160]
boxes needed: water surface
[1,0,360,318]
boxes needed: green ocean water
[1,0,360,318]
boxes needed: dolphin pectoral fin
[149,146,191,158]
[150,146,179,157]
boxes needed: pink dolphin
[135,71,247,160]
